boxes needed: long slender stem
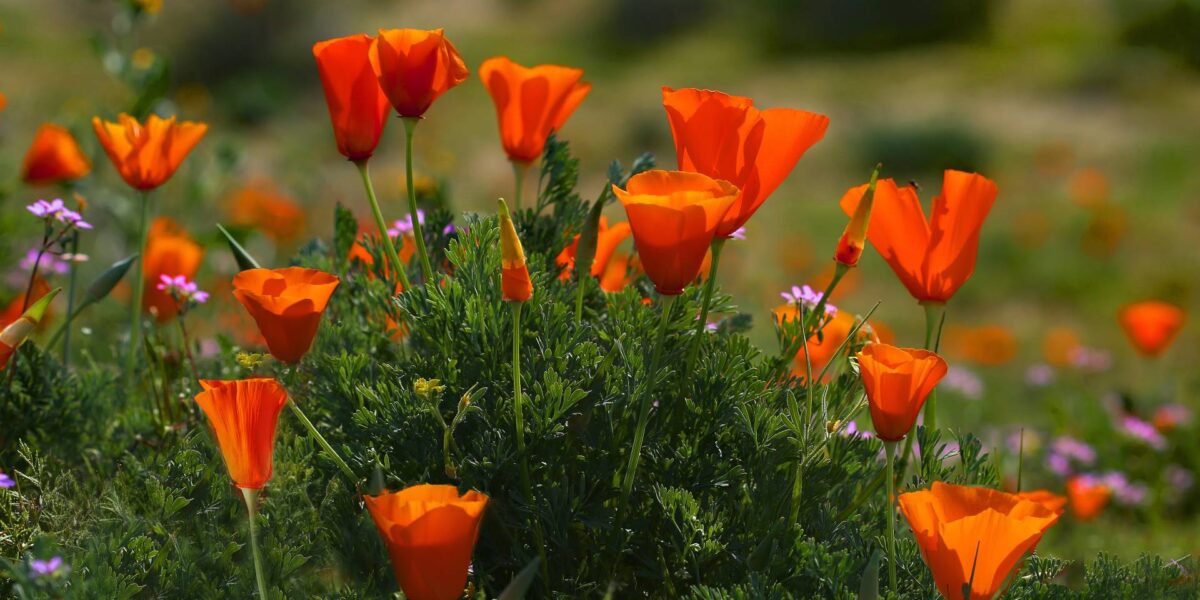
[354,160,411,292]
[511,301,550,583]
[808,263,848,332]
[884,441,899,592]
[400,117,434,282]
[618,294,677,511]
[512,160,529,211]
[685,238,725,373]
[62,231,79,366]
[177,315,202,385]
[241,488,269,599]
[20,243,47,313]
[287,400,358,484]
[920,302,945,431]
[125,191,151,386]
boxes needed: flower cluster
[155,274,209,307]
[779,284,836,315]
[26,198,91,229]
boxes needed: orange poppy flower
[1,277,52,331]
[194,378,289,489]
[1016,489,1068,515]
[856,343,948,441]
[232,267,340,364]
[1118,301,1185,358]
[497,199,532,302]
[944,325,1018,366]
[662,87,828,239]
[369,28,468,118]
[555,217,632,281]
[1066,476,1110,522]
[479,56,591,164]
[840,171,998,304]
[598,252,641,293]
[364,484,489,600]
[20,123,91,185]
[226,180,306,243]
[774,307,855,382]
[92,113,207,190]
[313,34,391,162]
[612,170,738,295]
[0,91,6,115]
[1041,327,1081,368]
[142,218,204,322]
[0,288,59,371]
[899,482,1060,600]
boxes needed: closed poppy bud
[365,484,489,600]
[612,170,738,295]
[899,482,1060,600]
[497,199,532,302]
[232,267,340,364]
[313,34,391,162]
[369,28,468,118]
[856,343,948,441]
[21,123,91,185]
[1118,301,1185,358]
[833,164,880,267]
[479,56,591,163]
[1066,476,1110,521]
[142,218,203,322]
[194,378,288,489]
[0,288,60,370]
[92,113,206,191]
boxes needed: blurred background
[2,0,1200,563]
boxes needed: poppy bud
[0,288,61,370]
[834,164,881,267]
[497,199,532,302]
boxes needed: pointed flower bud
[834,164,881,267]
[0,288,61,370]
[497,199,532,302]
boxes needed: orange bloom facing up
[555,217,631,282]
[21,123,91,185]
[313,34,391,161]
[497,199,532,302]
[1067,476,1111,522]
[613,170,738,295]
[370,28,468,118]
[365,484,489,600]
[899,482,1060,600]
[1118,301,1185,358]
[479,56,591,163]
[0,289,59,371]
[92,113,206,191]
[232,267,340,364]
[856,343,948,441]
[194,378,288,489]
[143,218,204,321]
[1016,489,1068,515]
[662,87,828,239]
[840,171,998,304]
[226,181,306,243]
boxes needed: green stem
[574,273,587,324]
[401,117,434,282]
[618,294,677,511]
[125,191,151,387]
[920,302,945,431]
[354,160,411,292]
[62,231,79,366]
[685,238,725,374]
[512,160,529,211]
[511,301,550,584]
[808,263,848,333]
[241,488,269,599]
[884,441,899,592]
[287,400,358,485]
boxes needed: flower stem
[62,230,79,367]
[920,302,945,430]
[241,488,269,599]
[884,441,899,593]
[512,160,529,211]
[400,117,434,282]
[808,263,848,333]
[177,315,202,385]
[511,301,550,582]
[685,238,725,374]
[126,191,151,388]
[618,294,677,511]
[287,400,358,485]
[354,160,411,292]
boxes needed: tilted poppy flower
[899,482,1060,600]
[313,34,391,161]
[92,113,207,190]
[226,180,306,243]
[774,307,855,383]
[194,378,288,489]
[555,217,631,282]
[1118,301,1185,358]
[364,484,489,600]
[662,87,828,239]
[856,343,948,441]
[1016,489,1068,515]
[479,56,591,163]
[232,267,339,364]
[0,288,59,370]
[1066,476,1110,522]
[142,218,203,322]
[612,170,738,295]
[369,28,468,118]
[840,171,998,304]
[497,199,532,302]
[21,123,91,185]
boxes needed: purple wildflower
[1050,436,1097,465]
[0,471,14,488]
[843,420,873,439]
[26,198,91,229]
[388,209,425,237]
[30,556,64,577]
[1024,363,1055,387]
[1046,453,1071,476]
[19,249,71,275]
[779,284,837,316]
[1068,346,1112,372]
[442,223,456,235]
[1166,465,1194,491]
[942,366,983,400]
[1119,414,1166,451]
[156,274,209,305]
[729,226,747,241]
[1100,471,1148,506]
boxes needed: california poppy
[142,218,203,322]
[21,123,91,185]
[0,289,59,371]
[1041,327,1081,368]
[92,113,207,190]
[364,484,489,600]
[833,167,879,267]
[479,56,591,164]
[597,252,641,293]
[232,267,340,364]
[899,482,1060,600]
[226,181,306,243]
[1066,476,1110,522]
[840,171,998,304]
[774,307,855,382]
[1016,489,1068,515]
[856,343,948,441]
[497,199,532,302]
[662,87,828,239]
[945,325,1018,366]
[194,378,289,489]
[612,170,738,295]
[555,217,631,282]
[369,28,468,118]
[1118,301,1185,358]
[313,34,391,162]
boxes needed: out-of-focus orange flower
[0,92,7,115]
[0,289,59,371]
[598,252,641,293]
[865,319,896,345]
[232,267,339,364]
[840,171,998,304]
[92,113,206,190]
[775,308,855,382]
[369,28,468,118]
[810,262,860,300]
[364,484,488,600]
[1069,168,1109,208]
[194,378,288,489]
[613,170,738,295]
[662,87,828,239]
[856,343,948,441]
[555,217,631,282]
[1119,301,1186,358]
[945,325,1018,366]
[142,218,203,322]
[1042,327,1080,367]
[226,181,306,243]
[21,123,91,185]
[1067,476,1110,521]
[1,277,52,331]
[313,34,391,162]
[497,199,532,302]
[1016,489,1068,515]
[1153,404,1190,433]
[899,482,1060,600]
[479,56,590,164]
